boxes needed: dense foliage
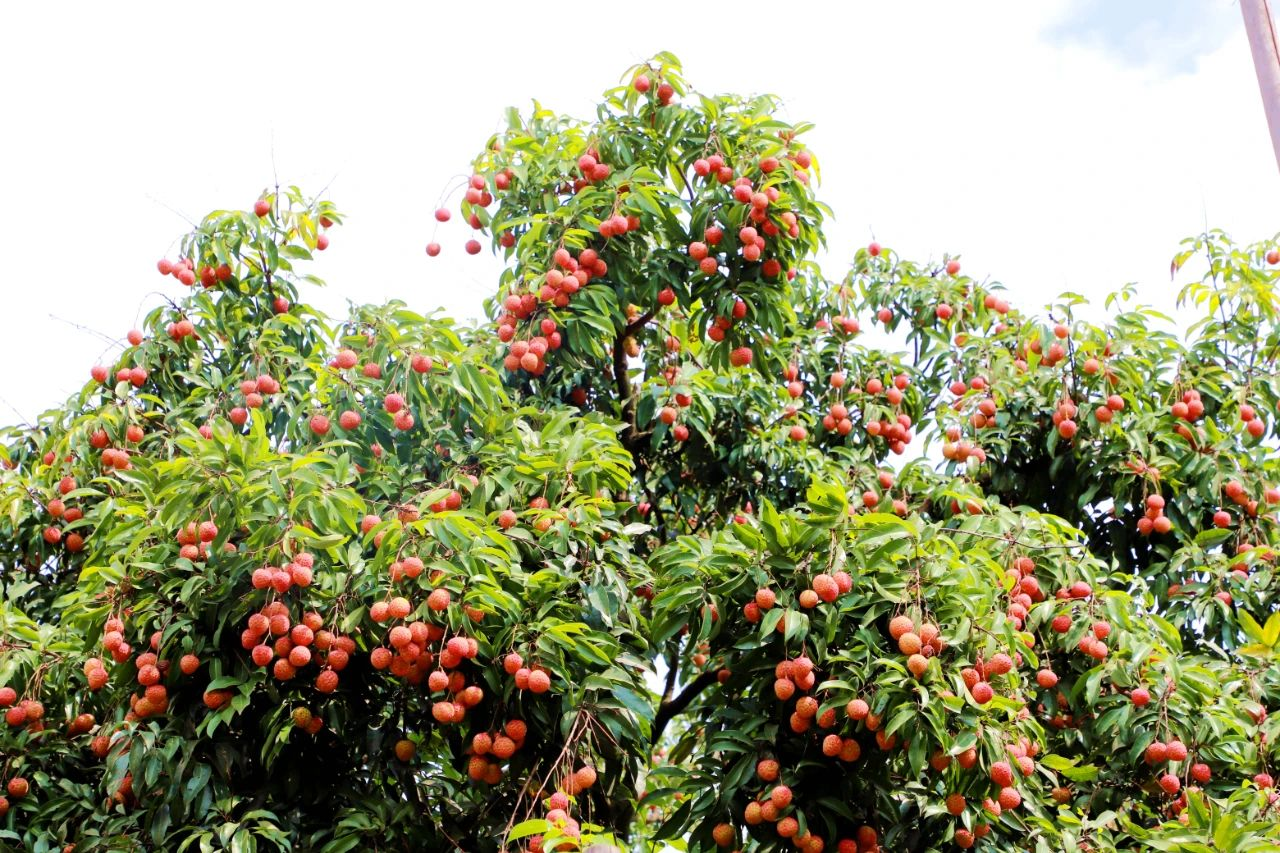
[2,53,1279,853]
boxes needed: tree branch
[612,335,637,441]
[642,481,666,539]
[674,161,697,205]
[651,670,717,745]
[660,647,679,704]
[624,308,657,338]
[613,309,661,450]
[946,526,1087,550]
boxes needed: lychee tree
[0,192,656,852]
[2,53,1280,853]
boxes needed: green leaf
[508,819,550,842]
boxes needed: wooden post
[1241,0,1280,172]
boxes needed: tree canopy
[2,52,1280,853]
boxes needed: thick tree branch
[660,647,679,704]
[651,670,717,745]
[624,308,657,338]
[612,335,638,442]
[613,308,657,448]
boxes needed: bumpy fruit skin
[997,786,1021,810]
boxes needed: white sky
[1,1,1276,423]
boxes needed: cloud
[1042,0,1239,74]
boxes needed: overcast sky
[1,1,1276,423]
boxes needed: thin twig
[144,193,198,228]
[505,711,588,850]
[48,314,120,347]
[945,526,1088,551]
[0,395,34,430]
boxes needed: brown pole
[1241,0,1280,173]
